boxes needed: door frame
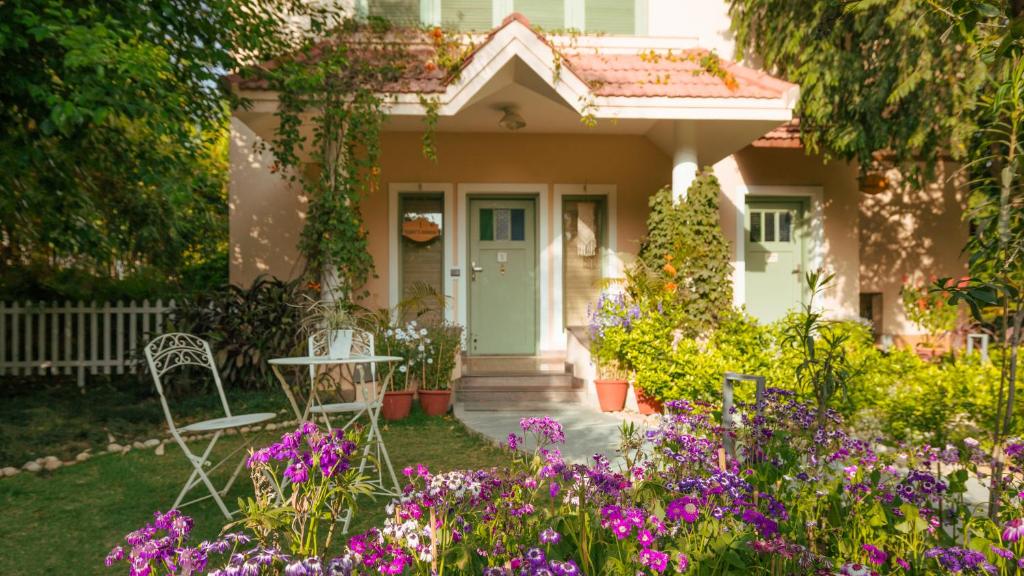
[387,183,456,322]
[733,185,824,311]
[457,183,551,354]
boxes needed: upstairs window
[366,0,641,34]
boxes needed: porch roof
[231,13,798,123]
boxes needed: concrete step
[459,399,585,412]
[462,355,567,376]
[458,373,579,390]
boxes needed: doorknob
[471,261,484,281]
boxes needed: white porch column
[672,120,698,202]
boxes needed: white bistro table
[268,354,404,529]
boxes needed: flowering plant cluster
[109,399,1024,575]
[588,290,649,379]
[376,320,463,391]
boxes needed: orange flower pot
[594,379,629,412]
[382,390,414,421]
[636,389,663,415]
[418,389,452,417]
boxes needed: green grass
[0,406,509,576]
[0,375,285,467]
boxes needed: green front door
[469,198,537,355]
[744,200,807,323]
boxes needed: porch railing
[0,300,174,386]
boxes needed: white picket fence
[0,300,175,386]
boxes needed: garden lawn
[0,409,510,576]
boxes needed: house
[229,1,967,406]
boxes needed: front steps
[455,355,586,411]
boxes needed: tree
[0,1,304,290]
[729,0,987,176]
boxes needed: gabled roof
[232,13,798,122]
[752,119,803,148]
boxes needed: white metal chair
[307,329,398,533]
[144,333,276,519]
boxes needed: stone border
[1,416,299,479]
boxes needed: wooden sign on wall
[402,217,441,243]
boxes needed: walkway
[454,402,655,464]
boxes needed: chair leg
[172,432,233,520]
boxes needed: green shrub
[168,276,309,390]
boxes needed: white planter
[328,329,354,359]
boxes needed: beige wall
[365,131,672,311]
[713,147,862,319]
[859,162,969,338]
[229,120,968,341]
[229,118,308,287]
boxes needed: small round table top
[268,355,403,366]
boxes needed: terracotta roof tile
[752,119,802,148]
[230,13,796,101]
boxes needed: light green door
[469,198,537,355]
[744,200,807,323]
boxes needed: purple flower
[638,549,669,573]
[666,497,699,523]
[525,547,546,566]
[1004,519,1024,542]
[539,528,561,545]
[637,529,656,547]
[862,544,887,566]
[520,417,566,445]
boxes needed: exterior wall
[646,0,734,58]
[367,131,672,328]
[713,147,862,320]
[859,162,969,340]
[229,118,308,287]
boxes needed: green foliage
[253,14,432,299]
[638,172,733,335]
[900,276,962,345]
[0,1,294,289]
[729,0,987,174]
[168,277,311,390]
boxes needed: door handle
[471,261,484,281]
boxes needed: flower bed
[104,391,1024,575]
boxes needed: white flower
[418,345,425,352]
[420,328,428,336]
[399,365,407,373]
[427,358,433,364]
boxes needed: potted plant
[301,297,357,359]
[634,385,662,415]
[589,291,634,412]
[416,322,464,416]
[375,320,424,421]
[900,275,961,361]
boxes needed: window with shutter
[585,0,635,34]
[514,0,565,30]
[441,0,492,31]
[368,0,420,25]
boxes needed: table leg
[272,364,303,421]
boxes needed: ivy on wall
[639,171,733,334]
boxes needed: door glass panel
[780,211,793,242]
[400,194,444,320]
[479,208,493,240]
[494,208,511,241]
[750,211,762,242]
[764,212,776,242]
[563,198,604,327]
[510,209,525,241]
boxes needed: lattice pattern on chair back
[145,333,217,377]
[145,332,231,423]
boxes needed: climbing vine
[249,15,464,300]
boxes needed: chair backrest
[145,333,231,432]
[308,328,376,388]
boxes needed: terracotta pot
[381,390,414,421]
[594,379,629,412]
[635,389,663,415]
[418,389,451,417]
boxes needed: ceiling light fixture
[497,106,526,131]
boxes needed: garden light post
[721,372,766,460]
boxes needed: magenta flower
[1004,519,1024,542]
[539,528,561,545]
[638,549,669,573]
[666,497,699,523]
[862,544,887,566]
